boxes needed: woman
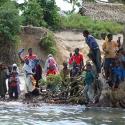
[44,54,59,76]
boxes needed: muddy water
[0,102,125,125]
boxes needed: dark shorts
[104,58,114,69]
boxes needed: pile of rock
[80,2,125,23]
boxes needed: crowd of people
[0,30,125,104]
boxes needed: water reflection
[0,102,125,125]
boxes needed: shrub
[46,74,62,92]
[40,32,57,55]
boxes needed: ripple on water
[0,103,125,125]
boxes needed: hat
[48,54,53,58]
[12,63,17,67]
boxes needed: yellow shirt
[102,41,118,58]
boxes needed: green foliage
[39,74,62,92]
[0,1,21,42]
[46,74,62,92]
[20,0,61,29]
[40,32,57,55]
[61,14,124,38]
[47,74,62,85]
[39,78,47,86]
[22,0,46,27]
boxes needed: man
[69,48,84,71]
[102,33,118,80]
[18,48,37,70]
[23,59,35,95]
[83,30,101,74]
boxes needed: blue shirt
[85,35,99,49]
[84,71,95,85]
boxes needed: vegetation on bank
[61,14,124,38]
[0,0,124,63]
[0,0,21,64]
[20,0,61,29]
[39,32,57,55]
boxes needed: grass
[61,14,124,38]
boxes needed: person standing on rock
[23,59,35,96]
[83,30,101,75]
[102,33,118,81]
[18,48,38,97]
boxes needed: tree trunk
[0,39,17,65]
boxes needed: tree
[0,1,21,64]
[37,0,61,29]
[22,0,45,27]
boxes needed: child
[110,61,125,90]
[83,63,95,103]
[33,59,42,88]
[8,72,20,99]
[70,62,81,96]
[60,62,70,91]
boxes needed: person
[0,63,7,99]
[8,72,20,99]
[70,62,81,96]
[116,48,125,69]
[69,48,84,71]
[33,59,42,88]
[23,59,35,95]
[117,36,121,50]
[102,33,118,80]
[101,32,107,42]
[67,52,73,69]
[12,64,19,74]
[44,54,59,75]
[60,62,70,91]
[83,63,95,103]
[107,60,125,91]
[18,48,37,70]
[83,30,101,74]
[11,64,21,95]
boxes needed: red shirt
[69,53,83,65]
[24,54,37,60]
[47,69,57,76]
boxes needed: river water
[0,102,125,125]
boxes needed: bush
[47,74,62,85]
[61,14,123,38]
[46,74,62,92]
[40,32,57,55]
